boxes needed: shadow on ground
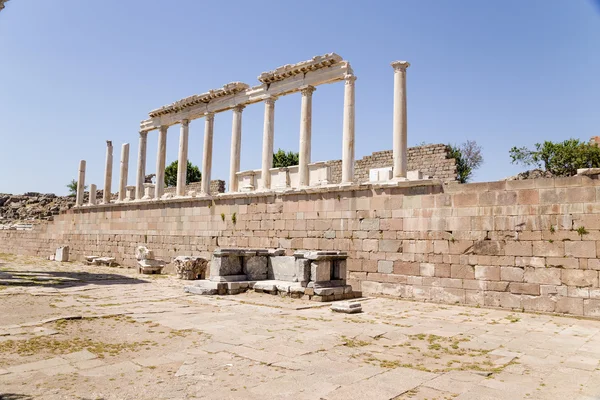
[0,394,34,400]
[0,270,147,288]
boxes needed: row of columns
[78,61,407,206]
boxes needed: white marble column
[89,184,97,206]
[391,61,410,179]
[103,141,113,204]
[155,125,168,199]
[135,131,148,200]
[342,74,357,184]
[176,120,190,196]
[229,105,245,192]
[261,96,277,190]
[201,113,215,195]
[298,86,316,187]
[76,160,86,207]
[118,143,130,201]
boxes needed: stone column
[103,141,113,204]
[298,86,316,187]
[89,184,97,205]
[176,120,190,196]
[135,131,148,200]
[261,96,277,190]
[201,113,215,195]
[154,125,168,199]
[391,61,410,179]
[76,160,86,207]
[342,74,357,184]
[229,105,245,192]
[118,143,130,201]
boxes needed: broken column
[89,183,97,205]
[118,143,129,201]
[103,141,113,204]
[75,160,86,207]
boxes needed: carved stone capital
[344,74,357,85]
[138,131,148,139]
[391,61,410,71]
[263,96,278,106]
[106,140,113,147]
[233,104,246,113]
[204,112,215,122]
[300,85,316,96]
[181,119,190,127]
[159,125,168,133]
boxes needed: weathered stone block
[555,297,584,315]
[420,263,435,277]
[378,260,394,274]
[523,267,561,285]
[471,240,504,256]
[244,255,268,280]
[55,246,69,262]
[583,299,600,317]
[562,270,598,287]
[565,241,596,258]
[430,287,465,304]
[311,260,331,282]
[379,239,402,252]
[474,265,499,281]
[521,296,556,312]
[509,282,540,295]
[505,241,533,256]
[450,264,474,279]
[210,255,242,278]
[331,301,362,314]
[532,241,564,257]
[500,267,524,282]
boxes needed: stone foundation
[3,176,600,316]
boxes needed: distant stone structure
[0,0,8,12]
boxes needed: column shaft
[135,131,148,200]
[103,141,113,204]
[342,75,357,183]
[201,113,215,195]
[118,143,130,201]
[261,97,276,190]
[155,126,168,199]
[299,86,315,187]
[76,160,86,207]
[89,183,97,205]
[176,120,190,196]
[229,105,245,192]
[392,61,410,179]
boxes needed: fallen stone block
[331,301,362,314]
[55,246,69,262]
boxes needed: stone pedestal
[55,246,69,262]
[143,183,155,200]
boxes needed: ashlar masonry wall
[2,175,600,317]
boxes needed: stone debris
[54,246,69,262]
[173,256,207,280]
[91,257,116,267]
[331,301,362,314]
[136,246,165,274]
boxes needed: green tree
[447,140,484,183]
[273,149,299,168]
[164,160,202,187]
[509,139,600,177]
[66,179,87,196]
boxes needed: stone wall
[3,175,600,317]
[164,180,225,196]
[328,144,457,184]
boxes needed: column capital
[106,140,113,147]
[204,112,215,122]
[233,104,246,113]
[158,125,168,133]
[138,130,148,138]
[263,96,278,106]
[391,60,410,71]
[344,74,357,84]
[300,85,316,96]
[181,119,190,127]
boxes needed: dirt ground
[1,254,600,399]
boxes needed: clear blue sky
[1,0,599,195]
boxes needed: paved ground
[1,254,600,399]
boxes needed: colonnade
[76,59,411,206]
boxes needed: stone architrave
[118,143,129,201]
[229,105,245,192]
[391,61,410,179]
[135,131,148,200]
[260,97,277,190]
[176,120,189,196]
[155,126,168,199]
[103,141,113,204]
[298,86,316,187]
[201,113,214,195]
[342,74,356,183]
[76,160,86,206]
